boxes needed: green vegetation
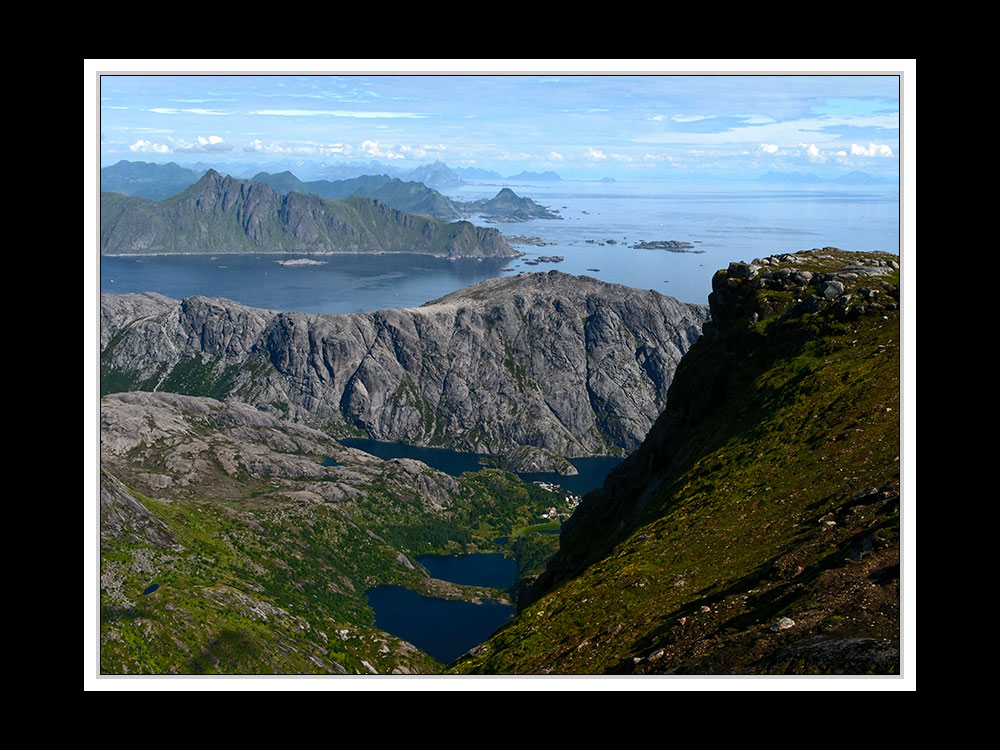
[450,250,901,675]
[99,408,562,674]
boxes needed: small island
[462,188,562,223]
[506,235,555,247]
[276,258,328,266]
[632,240,704,254]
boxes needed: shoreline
[101,249,524,261]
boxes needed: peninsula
[100,170,518,259]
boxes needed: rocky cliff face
[450,249,902,675]
[100,170,517,258]
[101,271,709,462]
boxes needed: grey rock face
[101,271,709,458]
[100,468,178,549]
[100,391,462,512]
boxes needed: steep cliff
[450,248,902,675]
[100,271,708,462]
[100,170,516,258]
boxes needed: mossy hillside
[449,249,901,675]
[100,399,564,674]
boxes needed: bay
[99,179,899,312]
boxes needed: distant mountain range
[251,171,464,220]
[453,166,503,180]
[506,171,563,182]
[100,170,518,258]
[100,160,206,200]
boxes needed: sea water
[98,179,899,311]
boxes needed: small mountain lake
[339,438,623,495]
[356,441,624,665]
[368,551,517,665]
[367,585,514,665]
[416,552,516,589]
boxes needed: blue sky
[97,65,902,181]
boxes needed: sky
[95,62,903,181]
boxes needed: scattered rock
[771,617,796,632]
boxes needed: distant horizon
[99,74,900,183]
[100,155,899,187]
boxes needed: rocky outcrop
[101,271,709,459]
[100,170,517,258]
[100,468,178,550]
[99,391,461,510]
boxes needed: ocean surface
[99,179,899,311]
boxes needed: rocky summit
[101,270,709,467]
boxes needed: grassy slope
[99,402,563,675]
[450,249,902,675]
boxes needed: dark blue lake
[339,438,622,496]
[417,552,516,588]
[367,585,514,665]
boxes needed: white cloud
[850,142,894,157]
[169,135,233,153]
[361,140,404,159]
[547,151,564,161]
[244,139,350,156]
[801,143,827,163]
[128,139,170,154]
[584,147,607,160]
[398,144,445,159]
[245,138,281,154]
[756,143,779,155]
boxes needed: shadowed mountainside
[449,248,902,675]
